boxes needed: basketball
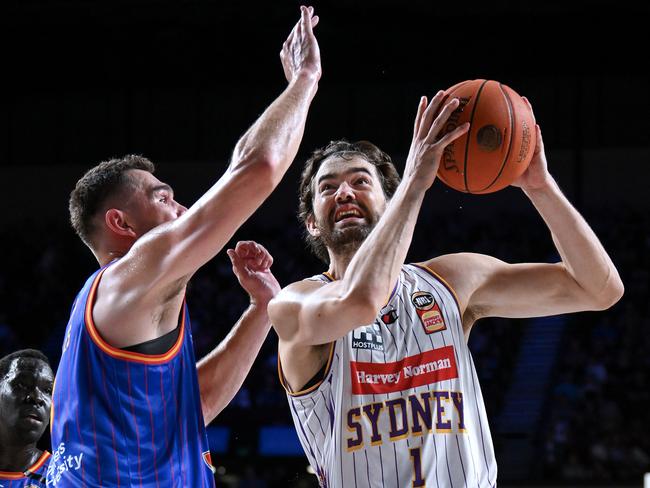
[437,79,535,194]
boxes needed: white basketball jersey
[280,264,497,488]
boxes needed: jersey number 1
[409,447,425,487]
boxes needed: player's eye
[355,177,369,185]
[320,184,334,193]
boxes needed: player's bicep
[471,260,593,319]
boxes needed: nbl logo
[411,291,446,334]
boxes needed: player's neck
[327,250,356,280]
[0,442,41,472]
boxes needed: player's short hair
[0,349,51,383]
[69,155,155,247]
[298,140,401,262]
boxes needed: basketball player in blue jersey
[269,94,624,487]
[48,6,321,487]
[0,350,53,488]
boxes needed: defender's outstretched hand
[227,241,280,306]
[403,92,470,191]
[281,6,321,83]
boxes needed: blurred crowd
[1,201,647,486]
[541,209,650,483]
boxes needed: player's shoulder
[273,276,328,304]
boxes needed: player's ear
[305,213,320,237]
[105,208,136,238]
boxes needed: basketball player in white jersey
[268,92,624,487]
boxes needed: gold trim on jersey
[278,341,336,397]
[84,267,185,364]
[322,271,335,282]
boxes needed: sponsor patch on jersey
[380,307,398,325]
[202,451,216,474]
[351,323,384,351]
[411,291,446,334]
[350,346,458,394]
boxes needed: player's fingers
[522,96,536,124]
[235,240,255,258]
[260,252,273,269]
[311,15,319,29]
[534,124,544,154]
[297,6,307,39]
[227,249,245,272]
[303,6,317,36]
[412,96,427,138]
[418,90,446,140]
[435,121,469,149]
[282,17,300,56]
[425,97,460,143]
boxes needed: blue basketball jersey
[48,265,216,487]
[0,451,50,488]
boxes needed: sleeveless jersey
[280,264,497,488]
[0,451,50,488]
[48,265,216,487]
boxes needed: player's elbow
[592,276,624,310]
[231,150,283,189]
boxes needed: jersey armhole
[278,341,336,397]
[83,267,186,364]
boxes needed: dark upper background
[1,0,649,231]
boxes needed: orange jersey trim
[49,375,57,435]
[84,267,185,364]
[278,341,336,397]
[0,451,51,479]
[412,263,463,317]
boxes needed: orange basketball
[437,79,535,194]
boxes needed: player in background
[0,350,54,488]
[268,93,624,487]
[48,6,320,487]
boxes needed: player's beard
[316,206,380,258]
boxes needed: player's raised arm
[197,241,279,423]
[423,118,623,336]
[114,6,320,291]
[269,93,469,347]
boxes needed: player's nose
[25,389,46,407]
[175,202,188,217]
[335,182,355,202]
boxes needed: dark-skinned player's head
[69,155,187,259]
[0,349,54,446]
[298,140,401,263]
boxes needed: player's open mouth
[334,206,364,223]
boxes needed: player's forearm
[524,178,623,306]
[230,73,318,184]
[197,303,272,424]
[342,181,425,312]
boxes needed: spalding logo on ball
[437,79,535,194]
